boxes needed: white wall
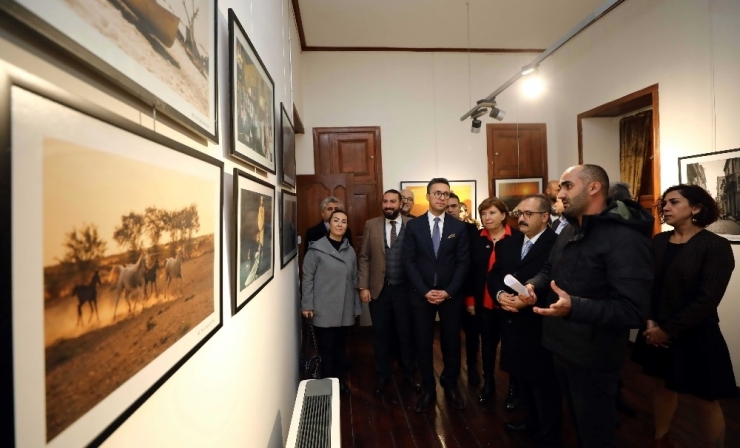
[2,0,302,446]
[581,117,621,181]
[297,0,740,378]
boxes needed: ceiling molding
[302,46,545,54]
[290,0,307,50]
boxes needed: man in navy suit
[404,178,470,412]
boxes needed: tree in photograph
[181,203,201,253]
[144,206,168,256]
[113,212,145,262]
[60,223,108,273]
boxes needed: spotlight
[471,119,482,133]
[489,107,505,121]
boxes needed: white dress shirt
[426,210,445,236]
[385,217,402,246]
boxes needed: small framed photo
[493,178,544,212]
[233,168,275,314]
[229,9,276,173]
[280,190,298,267]
[280,103,296,188]
[399,180,478,218]
[679,149,740,243]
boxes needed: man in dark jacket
[521,165,653,448]
[304,196,353,255]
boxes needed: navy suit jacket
[403,213,470,299]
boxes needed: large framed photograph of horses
[0,0,219,142]
[229,9,276,173]
[280,103,296,188]
[233,169,275,314]
[280,190,298,268]
[2,68,224,447]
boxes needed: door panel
[487,123,548,196]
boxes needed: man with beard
[358,189,421,395]
[520,164,653,447]
[400,188,416,218]
[545,179,563,226]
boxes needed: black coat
[464,226,521,308]
[403,214,470,299]
[488,227,557,379]
[304,221,353,255]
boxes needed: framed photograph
[679,149,740,243]
[494,178,544,212]
[229,9,276,173]
[233,169,275,314]
[280,103,296,188]
[280,190,298,268]
[1,0,219,142]
[2,69,223,447]
[399,180,478,218]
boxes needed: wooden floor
[338,326,740,448]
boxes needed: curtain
[619,110,652,199]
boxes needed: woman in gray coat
[302,210,361,394]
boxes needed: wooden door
[313,127,383,252]
[296,174,354,269]
[487,123,548,196]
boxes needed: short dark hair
[448,191,460,202]
[478,196,508,219]
[427,177,450,194]
[608,182,633,201]
[384,189,402,202]
[523,194,552,214]
[658,184,719,227]
[329,209,348,221]
[579,164,610,198]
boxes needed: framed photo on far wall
[280,103,296,188]
[233,169,275,314]
[281,190,298,267]
[679,148,740,243]
[4,68,223,447]
[1,0,219,141]
[229,9,276,173]
[399,180,478,218]
[494,178,543,212]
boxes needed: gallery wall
[296,0,740,378]
[1,0,303,446]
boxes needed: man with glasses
[404,178,470,412]
[400,188,416,218]
[304,196,354,255]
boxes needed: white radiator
[286,378,340,448]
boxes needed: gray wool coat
[301,236,361,327]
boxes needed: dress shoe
[616,391,637,417]
[468,369,481,387]
[445,387,465,410]
[339,380,350,395]
[415,391,436,413]
[478,382,495,404]
[504,421,530,433]
[374,378,389,396]
[402,375,422,394]
[505,383,519,411]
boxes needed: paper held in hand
[504,274,529,296]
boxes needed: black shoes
[505,382,519,411]
[402,375,422,394]
[374,377,389,396]
[445,387,465,410]
[478,382,495,404]
[468,369,481,388]
[504,420,530,433]
[415,391,436,413]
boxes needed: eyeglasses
[512,210,546,219]
[431,191,450,199]
[401,196,414,203]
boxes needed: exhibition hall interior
[1,0,739,446]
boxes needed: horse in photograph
[73,270,102,326]
[165,249,184,299]
[110,254,148,320]
[143,259,160,299]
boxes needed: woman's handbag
[300,316,322,380]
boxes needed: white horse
[164,249,184,299]
[110,254,148,320]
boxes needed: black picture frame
[228,9,276,173]
[232,168,276,314]
[1,66,224,447]
[280,190,298,268]
[0,0,220,142]
[679,148,740,243]
[280,103,296,188]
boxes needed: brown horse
[144,259,159,299]
[73,271,102,326]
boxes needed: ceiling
[293,0,610,52]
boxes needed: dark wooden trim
[577,84,661,234]
[486,123,549,197]
[290,0,307,50]
[292,104,305,134]
[302,46,544,54]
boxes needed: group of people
[300,164,737,448]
